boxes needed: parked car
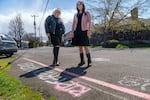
[64,40,72,47]
[0,34,18,57]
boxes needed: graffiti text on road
[18,62,91,97]
[118,76,150,92]
[38,71,62,84]
[17,62,39,72]
[54,81,91,97]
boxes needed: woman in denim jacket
[45,8,65,66]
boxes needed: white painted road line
[92,58,110,62]
[23,57,150,100]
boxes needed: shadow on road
[19,65,90,83]
[20,66,55,78]
[58,66,89,82]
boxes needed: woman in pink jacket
[72,1,92,67]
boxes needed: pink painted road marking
[23,57,150,100]
[54,81,91,97]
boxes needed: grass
[116,44,150,49]
[90,44,150,49]
[0,57,14,73]
[127,44,150,48]
[90,46,102,48]
[116,44,129,49]
[0,56,56,100]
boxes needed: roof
[116,17,150,25]
[140,18,150,25]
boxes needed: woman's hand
[87,30,91,38]
[71,31,74,38]
[47,33,51,40]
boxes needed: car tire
[5,53,13,58]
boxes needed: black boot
[78,53,85,66]
[52,59,56,66]
[52,59,60,66]
[52,47,60,66]
[86,53,92,67]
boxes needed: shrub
[102,40,119,48]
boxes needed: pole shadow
[20,65,55,78]
[58,66,89,82]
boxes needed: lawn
[0,56,56,100]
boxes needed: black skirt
[72,30,90,46]
[51,35,62,46]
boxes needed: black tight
[53,46,60,64]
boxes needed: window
[1,35,14,41]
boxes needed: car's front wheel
[5,53,13,57]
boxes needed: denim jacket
[45,15,65,36]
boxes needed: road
[9,47,150,100]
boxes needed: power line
[40,0,45,12]
[39,0,50,27]
[38,0,50,43]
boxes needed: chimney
[131,7,138,20]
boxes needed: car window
[1,35,14,41]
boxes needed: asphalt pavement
[9,47,150,100]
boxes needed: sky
[0,0,150,41]
[0,0,79,41]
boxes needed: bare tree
[86,0,150,33]
[9,14,25,48]
[23,33,41,48]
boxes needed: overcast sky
[0,0,150,41]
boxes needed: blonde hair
[53,8,61,15]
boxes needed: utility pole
[31,15,38,47]
[38,27,43,45]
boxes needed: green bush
[102,40,119,48]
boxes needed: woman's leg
[84,46,92,67]
[53,45,60,66]
[84,46,90,54]
[78,46,85,66]
[79,46,84,53]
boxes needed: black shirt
[76,13,83,31]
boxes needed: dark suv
[0,34,18,57]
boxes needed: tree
[9,14,25,48]
[46,40,51,46]
[86,0,150,33]
[22,33,42,48]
